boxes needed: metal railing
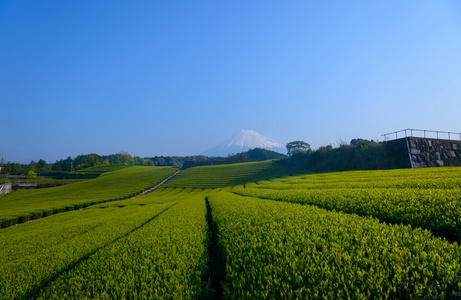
[382,129,461,142]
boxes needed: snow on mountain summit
[201,129,286,157]
[225,129,282,148]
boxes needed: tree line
[1,153,148,174]
[280,138,409,171]
[0,153,231,174]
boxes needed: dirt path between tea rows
[4,170,183,229]
[130,169,182,199]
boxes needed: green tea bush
[35,195,208,299]
[0,197,175,299]
[234,167,461,240]
[208,192,461,299]
[166,160,293,188]
[0,166,176,228]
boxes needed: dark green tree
[133,156,145,166]
[286,141,311,156]
[156,157,166,166]
[2,162,17,173]
[350,138,376,148]
[36,159,49,172]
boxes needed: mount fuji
[201,129,286,157]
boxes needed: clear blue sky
[1,1,461,163]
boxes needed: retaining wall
[385,137,461,169]
[0,182,12,194]
[408,137,461,168]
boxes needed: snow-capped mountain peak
[225,129,282,148]
[201,129,286,157]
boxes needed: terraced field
[233,167,461,241]
[73,164,130,175]
[0,166,176,228]
[0,189,208,299]
[163,160,296,188]
[208,192,461,299]
[1,162,460,299]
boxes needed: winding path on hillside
[3,169,183,229]
[130,169,182,198]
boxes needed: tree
[350,138,375,147]
[36,159,49,172]
[108,154,122,165]
[52,157,73,172]
[155,157,166,166]
[286,141,311,156]
[3,162,17,173]
[118,152,134,165]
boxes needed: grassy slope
[164,160,298,188]
[74,164,130,175]
[0,166,176,228]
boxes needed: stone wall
[408,137,461,168]
[0,182,12,194]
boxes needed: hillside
[74,164,130,174]
[163,160,296,188]
[1,163,460,298]
[0,166,176,228]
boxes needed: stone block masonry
[0,182,12,194]
[408,137,461,168]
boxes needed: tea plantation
[1,162,460,299]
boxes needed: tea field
[0,166,177,228]
[163,160,297,188]
[233,167,461,241]
[1,162,460,299]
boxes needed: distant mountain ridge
[201,129,286,157]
